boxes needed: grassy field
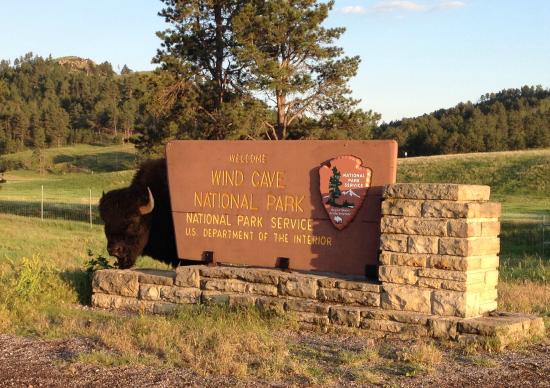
[398,148,550,216]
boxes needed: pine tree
[327,166,342,206]
[233,0,360,139]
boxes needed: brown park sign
[166,140,397,276]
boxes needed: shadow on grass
[54,151,136,173]
[501,220,549,260]
[60,269,92,305]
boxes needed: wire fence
[0,186,101,226]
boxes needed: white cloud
[372,1,427,13]
[435,1,466,10]
[340,5,368,14]
[341,1,467,15]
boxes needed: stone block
[447,220,482,238]
[387,310,430,325]
[381,285,431,313]
[318,288,380,307]
[478,288,498,302]
[161,286,201,304]
[381,199,423,217]
[139,284,161,301]
[478,202,501,218]
[237,269,280,285]
[458,314,529,337]
[134,269,175,286]
[418,268,467,281]
[363,309,430,325]
[382,217,447,237]
[479,301,498,315]
[408,235,439,254]
[279,276,318,299]
[228,294,257,307]
[317,278,337,288]
[334,280,381,293]
[360,319,404,333]
[329,306,362,327]
[380,234,408,253]
[91,293,115,309]
[422,201,473,218]
[431,290,479,318]
[427,254,481,271]
[480,256,499,270]
[294,312,330,326]
[439,237,500,256]
[481,221,501,237]
[201,291,230,304]
[201,279,247,293]
[379,251,427,267]
[417,278,466,292]
[255,296,285,314]
[175,266,200,288]
[285,298,331,314]
[199,266,238,279]
[378,266,418,285]
[245,282,278,297]
[92,270,139,297]
[422,201,501,219]
[92,293,150,312]
[383,184,490,201]
[428,317,459,339]
[485,270,499,287]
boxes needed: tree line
[0,53,155,155]
[375,86,550,156]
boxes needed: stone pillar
[379,184,501,318]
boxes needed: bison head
[99,186,155,269]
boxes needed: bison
[99,159,194,269]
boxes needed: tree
[233,0,360,139]
[155,0,245,111]
[327,166,342,206]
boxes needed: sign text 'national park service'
[166,140,397,276]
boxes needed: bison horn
[139,187,155,215]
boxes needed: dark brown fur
[99,159,183,268]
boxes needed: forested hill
[374,86,550,156]
[0,54,152,155]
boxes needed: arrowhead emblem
[319,155,372,230]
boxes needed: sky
[1,0,549,122]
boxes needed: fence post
[89,188,93,228]
[41,185,44,221]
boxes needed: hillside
[0,54,152,155]
[398,148,550,215]
[376,86,550,156]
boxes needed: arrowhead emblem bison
[319,155,372,230]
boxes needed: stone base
[91,266,544,346]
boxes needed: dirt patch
[1,332,549,387]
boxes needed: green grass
[0,145,135,221]
[1,143,136,173]
[398,148,550,216]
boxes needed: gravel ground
[0,333,548,387]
